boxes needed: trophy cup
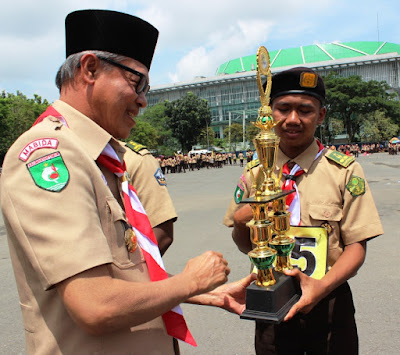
[240,46,300,323]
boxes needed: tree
[165,92,211,152]
[198,126,215,147]
[360,110,399,142]
[245,123,259,146]
[324,73,400,142]
[126,101,179,154]
[128,120,160,149]
[0,91,49,163]
[223,123,244,151]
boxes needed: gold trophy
[240,46,299,323]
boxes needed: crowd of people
[156,141,400,175]
[157,150,256,173]
[330,142,399,156]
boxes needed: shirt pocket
[105,197,145,269]
[309,203,343,223]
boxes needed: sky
[1,0,400,103]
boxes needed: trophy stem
[255,268,276,287]
[274,255,293,273]
[269,235,296,272]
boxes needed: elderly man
[1,9,252,354]
[224,67,383,354]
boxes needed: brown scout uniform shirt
[0,100,175,354]
[122,142,177,229]
[223,139,383,268]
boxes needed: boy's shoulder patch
[325,150,355,168]
[246,159,260,170]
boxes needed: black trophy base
[241,269,301,324]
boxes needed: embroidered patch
[26,152,69,192]
[19,138,59,161]
[346,175,365,197]
[325,150,355,168]
[154,167,167,186]
[234,184,244,204]
[246,159,260,170]
[126,141,146,153]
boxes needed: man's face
[272,94,326,157]
[91,57,149,139]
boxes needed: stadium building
[146,41,400,144]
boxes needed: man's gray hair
[55,51,128,91]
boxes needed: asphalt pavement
[1,152,399,354]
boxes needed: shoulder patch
[346,175,365,197]
[246,159,260,170]
[234,184,245,203]
[19,138,59,161]
[126,141,147,153]
[325,150,355,168]
[154,167,167,186]
[26,152,69,192]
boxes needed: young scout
[0,9,253,354]
[223,67,383,354]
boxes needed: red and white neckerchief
[97,143,196,347]
[33,106,69,127]
[34,107,196,346]
[282,140,325,226]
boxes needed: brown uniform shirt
[0,100,175,354]
[223,139,383,267]
[122,142,177,228]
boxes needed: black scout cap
[65,9,159,70]
[270,67,325,104]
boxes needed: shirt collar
[276,138,321,173]
[52,100,126,160]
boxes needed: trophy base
[240,270,300,324]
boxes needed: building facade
[146,41,400,144]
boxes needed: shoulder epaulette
[246,159,260,170]
[125,141,147,153]
[325,150,355,168]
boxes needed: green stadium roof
[216,41,400,75]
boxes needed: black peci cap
[269,67,325,104]
[65,9,159,70]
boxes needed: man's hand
[282,268,329,321]
[186,273,256,315]
[181,251,230,296]
[209,273,257,314]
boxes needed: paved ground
[1,152,399,354]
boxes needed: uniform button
[324,211,331,218]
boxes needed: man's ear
[79,53,100,84]
[317,106,326,125]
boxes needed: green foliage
[165,92,211,152]
[223,123,243,143]
[361,110,399,142]
[198,126,215,147]
[324,73,400,142]
[126,101,180,154]
[214,138,225,149]
[245,123,259,144]
[0,91,49,163]
[128,120,160,148]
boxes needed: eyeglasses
[97,56,150,95]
